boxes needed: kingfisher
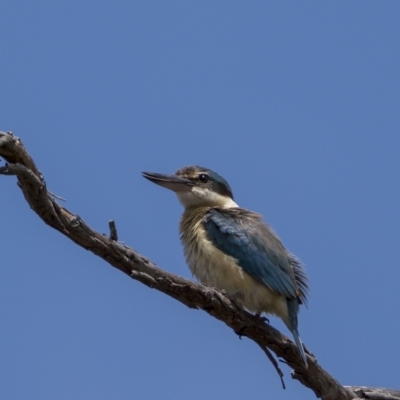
[142,165,309,366]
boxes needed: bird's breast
[180,208,241,287]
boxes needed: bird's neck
[177,190,239,210]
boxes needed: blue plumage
[203,208,299,300]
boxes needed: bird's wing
[203,207,298,299]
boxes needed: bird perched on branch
[142,165,309,366]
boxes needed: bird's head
[142,165,238,209]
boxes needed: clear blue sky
[1,2,399,399]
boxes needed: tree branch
[1,131,398,400]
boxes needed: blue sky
[1,2,399,399]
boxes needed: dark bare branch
[257,343,286,389]
[109,219,118,241]
[1,131,397,400]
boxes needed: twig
[109,220,118,241]
[258,343,286,389]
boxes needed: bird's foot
[255,313,269,324]
[234,326,247,340]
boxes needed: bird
[142,165,309,366]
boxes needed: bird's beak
[142,171,193,192]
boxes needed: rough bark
[1,131,398,400]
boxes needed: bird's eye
[198,174,209,183]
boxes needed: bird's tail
[291,327,308,368]
[287,298,308,368]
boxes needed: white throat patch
[176,187,238,209]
